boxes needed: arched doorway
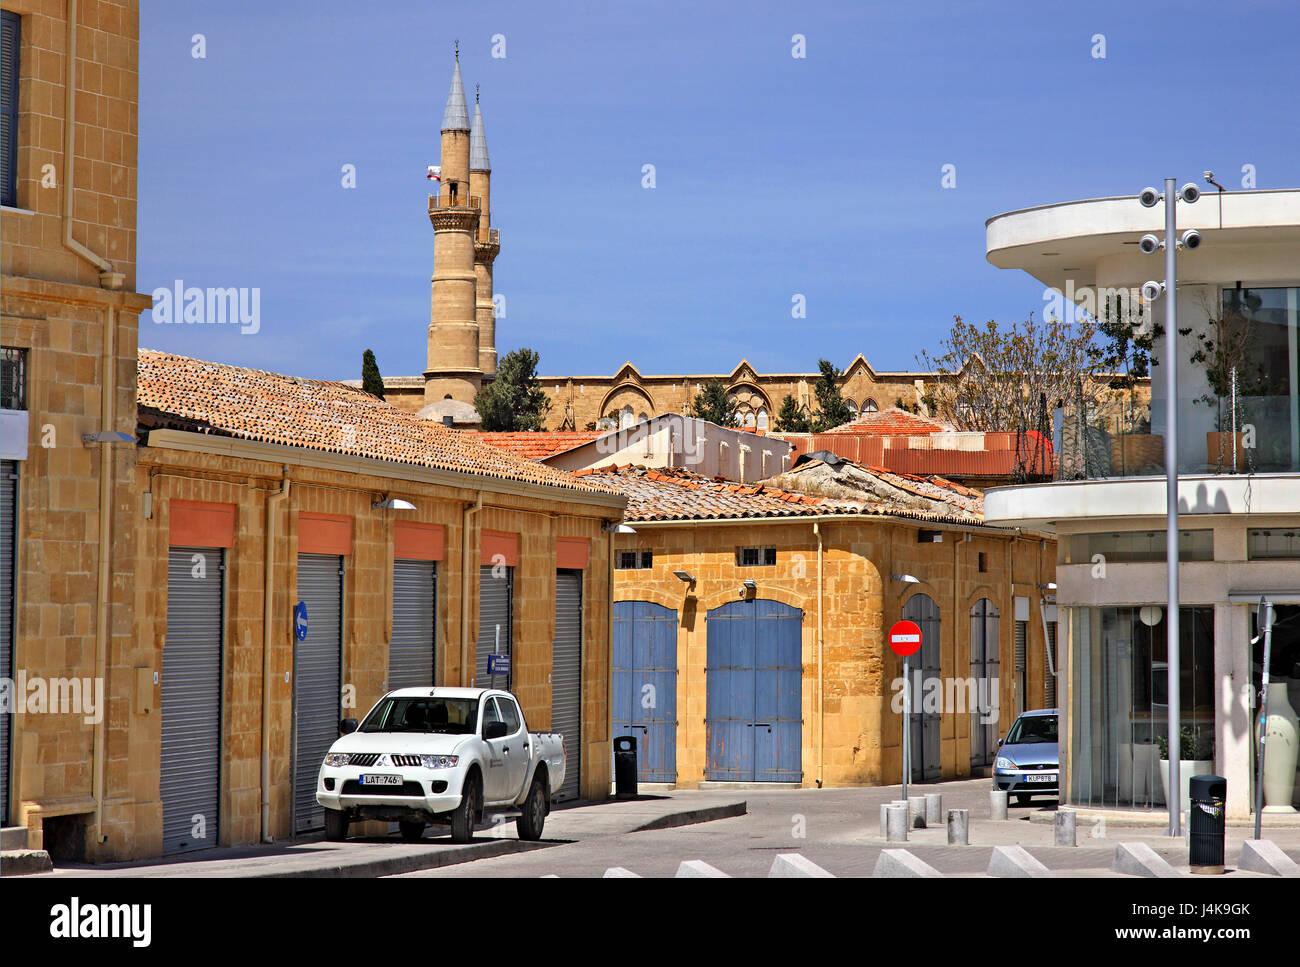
[612,602,678,781]
[903,593,941,781]
[970,598,1000,767]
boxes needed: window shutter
[1,11,20,208]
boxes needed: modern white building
[984,187,1300,820]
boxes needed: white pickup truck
[316,686,566,843]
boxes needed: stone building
[586,461,1058,789]
[0,7,629,862]
[1,0,153,847]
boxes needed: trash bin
[1188,774,1226,875]
[613,735,638,799]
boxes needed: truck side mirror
[484,721,508,740]
[340,718,359,735]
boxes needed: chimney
[443,415,454,427]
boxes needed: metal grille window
[1044,621,1058,708]
[615,550,652,570]
[1,348,25,410]
[736,546,776,567]
[1,11,18,208]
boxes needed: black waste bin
[614,735,638,799]
[1188,774,1226,875]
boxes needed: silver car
[992,709,1059,805]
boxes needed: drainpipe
[813,521,824,787]
[62,0,121,288]
[460,495,483,684]
[260,473,290,842]
[89,302,115,851]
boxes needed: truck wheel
[324,808,349,842]
[399,820,425,842]
[516,776,547,841]
[450,773,481,844]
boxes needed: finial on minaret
[475,83,480,104]
[454,38,459,62]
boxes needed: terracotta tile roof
[586,464,984,524]
[463,430,603,460]
[821,408,951,435]
[136,350,622,496]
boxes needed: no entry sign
[889,620,922,657]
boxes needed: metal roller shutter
[476,564,512,689]
[551,570,582,801]
[390,560,436,690]
[1015,619,1028,716]
[1044,621,1058,708]
[295,553,343,832]
[161,546,224,853]
[0,461,15,826]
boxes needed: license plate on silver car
[1026,773,1057,783]
[359,774,402,786]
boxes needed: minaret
[425,45,483,408]
[470,86,500,380]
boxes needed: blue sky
[137,0,1298,382]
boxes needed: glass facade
[1070,605,1214,809]
[1066,284,1300,479]
[1250,604,1300,813]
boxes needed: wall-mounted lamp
[673,570,696,585]
[890,573,922,584]
[372,496,416,510]
[81,430,134,446]
[603,522,636,534]
[1036,582,1057,590]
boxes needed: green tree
[773,394,811,432]
[810,359,854,431]
[474,347,552,431]
[361,348,385,400]
[689,379,739,427]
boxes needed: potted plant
[1157,727,1214,809]
[1099,294,1162,474]
[1180,293,1263,471]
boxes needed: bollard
[990,789,1008,820]
[879,803,891,838]
[1054,810,1077,847]
[947,808,969,845]
[907,796,927,829]
[886,803,909,842]
[925,793,943,827]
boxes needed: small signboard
[889,619,922,657]
[487,653,511,675]
[294,601,309,641]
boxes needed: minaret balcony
[428,193,482,212]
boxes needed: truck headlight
[324,753,350,768]
[420,755,459,769]
[995,756,1016,771]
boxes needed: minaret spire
[441,45,470,132]
[470,87,491,172]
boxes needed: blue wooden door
[612,601,678,781]
[706,599,802,782]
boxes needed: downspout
[607,522,616,795]
[90,300,114,850]
[260,473,290,842]
[814,521,824,787]
[460,494,483,685]
[62,0,121,288]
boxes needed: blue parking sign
[294,601,309,641]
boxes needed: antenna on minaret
[454,39,459,62]
[475,83,480,104]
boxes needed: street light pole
[1162,176,1182,838]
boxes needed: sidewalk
[16,792,747,879]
